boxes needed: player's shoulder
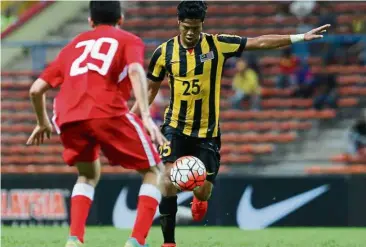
[202,33,240,44]
[117,29,142,41]
[212,33,242,40]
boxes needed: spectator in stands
[292,60,314,98]
[313,72,338,110]
[348,111,366,162]
[351,10,366,34]
[231,59,261,111]
[1,7,17,31]
[317,4,337,30]
[289,0,316,20]
[274,3,288,24]
[295,17,314,58]
[346,39,366,66]
[246,53,263,84]
[276,48,299,89]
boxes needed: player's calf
[191,180,212,222]
[68,160,101,244]
[193,180,213,201]
[159,162,179,245]
[129,166,164,246]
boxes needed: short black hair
[89,1,122,26]
[177,1,207,22]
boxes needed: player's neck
[179,34,202,49]
[94,24,117,29]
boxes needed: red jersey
[40,25,144,132]
[279,56,299,74]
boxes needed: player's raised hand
[26,122,52,146]
[304,24,331,41]
[142,115,167,146]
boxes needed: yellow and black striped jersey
[147,33,247,138]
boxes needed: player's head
[282,48,292,58]
[236,59,248,72]
[89,1,123,28]
[177,0,207,48]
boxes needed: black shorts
[159,125,221,184]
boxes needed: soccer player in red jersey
[26,1,166,247]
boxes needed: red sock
[131,184,161,245]
[69,183,94,243]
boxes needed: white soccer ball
[170,156,207,191]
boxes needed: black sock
[159,196,178,244]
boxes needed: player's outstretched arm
[245,24,330,50]
[129,63,166,146]
[130,79,162,115]
[26,78,53,145]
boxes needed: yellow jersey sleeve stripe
[147,46,166,82]
[217,35,247,58]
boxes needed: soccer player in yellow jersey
[131,1,330,246]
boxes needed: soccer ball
[170,156,207,191]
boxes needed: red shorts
[59,113,161,169]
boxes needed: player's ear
[117,16,123,26]
[88,17,95,28]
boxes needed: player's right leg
[158,126,187,247]
[159,162,179,247]
[59,121,101,247]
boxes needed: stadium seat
[222,132,297,143]
[330,154,366,164]
[221,144,274,155]
[220,121,312,132]
[220,154,254,164]
[306,165,366,174]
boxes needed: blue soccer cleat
[64,236,83,247]
[124,237,149,247]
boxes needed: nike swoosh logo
[236,184,329,230]
[207,172,215,175]
[112,188,193,229]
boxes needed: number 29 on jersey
[70,37,118,76]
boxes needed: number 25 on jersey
[70,37,118,76]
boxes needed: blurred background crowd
[1,1,366,173]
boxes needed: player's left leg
[59,121,101,247]
[66,160,101,247]
[191,137,221,221]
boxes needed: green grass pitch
[2,226,366,247]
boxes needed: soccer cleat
[64,236,83,247]
[124,238,149,247]
[161,244,176,247]
[191,196,208,222]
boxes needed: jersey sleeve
[215,34,247,58]
[39,55,63,88]
[124,37,145,66]
[147,45,166,82]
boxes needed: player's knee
[159,162,177,196]
[76,160,101,186]
[139,166,162,185]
